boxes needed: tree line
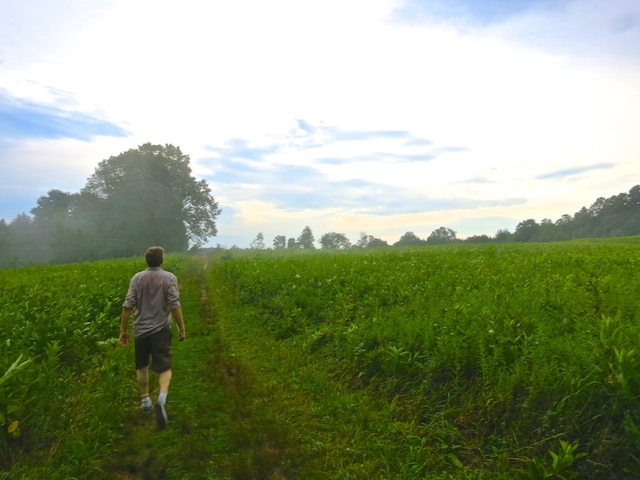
[0,144,221,268]
[2,145,638,266]
[243,185,640,250]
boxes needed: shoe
[155,401,168,429]
[141,397,153,413]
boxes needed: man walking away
[119,246,186,429]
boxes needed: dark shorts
[135,327,172,373]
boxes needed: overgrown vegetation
[213,239,640,478]
[2,239,639,478]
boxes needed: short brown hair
[145,246,164,267]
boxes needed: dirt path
[103,256,298,479]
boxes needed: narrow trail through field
[103,256,301,479]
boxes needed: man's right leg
[136,366,152,412]
[135,335,153,412]
[158,369,172,399]
[137,366,150,395]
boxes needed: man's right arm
[119,307,133,346]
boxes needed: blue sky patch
[0,91,129,141]
[204,138,280,161]
[393,0,561,25]
[536,163,615,180]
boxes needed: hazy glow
[1,0,639,247]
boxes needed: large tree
[80,143,220,256]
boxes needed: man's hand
[120,307,133,346]
[179,329,186,342]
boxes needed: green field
[2,239,640,479]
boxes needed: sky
[1,0,639,248]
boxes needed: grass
[3,240,640,478]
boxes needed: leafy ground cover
[213,240,640,478]
[2,239,640,479]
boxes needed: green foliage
[0,355,33,446]
[215,241,640,478]
[3,241,640,478]
[0,258,143,473]
[516,440,587,480]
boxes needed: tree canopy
[273,235,286,249]
[1,143,221,266]
[319,232,351,249]
[355,233,389,248]
[426,227,458,245]
[393,231,425,247]
[250,232,266,250]
[80,143,220,256]
[297,226,316,249]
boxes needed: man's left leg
[158,369,172,404]
[153,328,173,428]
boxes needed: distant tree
[464,234,493,244]
[513,219,540,242]
[356,232,373,248]
[393,231,425,247]
[273,235,286,249]
[494,229,513,243]
[554,214,574,241]
[535,218,556,242]
[250,232,265,250]
[31,189,76,223]
[80,143,221,257]
[426,226,457,245]
[31,189,87,263]
[287,237,297,248]
[0,219,12,267]
[572,207,593,239]
[297,226,315,249]
[624,185,640,234]
[319,232,351,249]
[7,213,43,265]
[357,232,388,248]
[367,237,389,248]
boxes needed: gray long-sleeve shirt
[123,267,181,338]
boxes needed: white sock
[158,392,167,405]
